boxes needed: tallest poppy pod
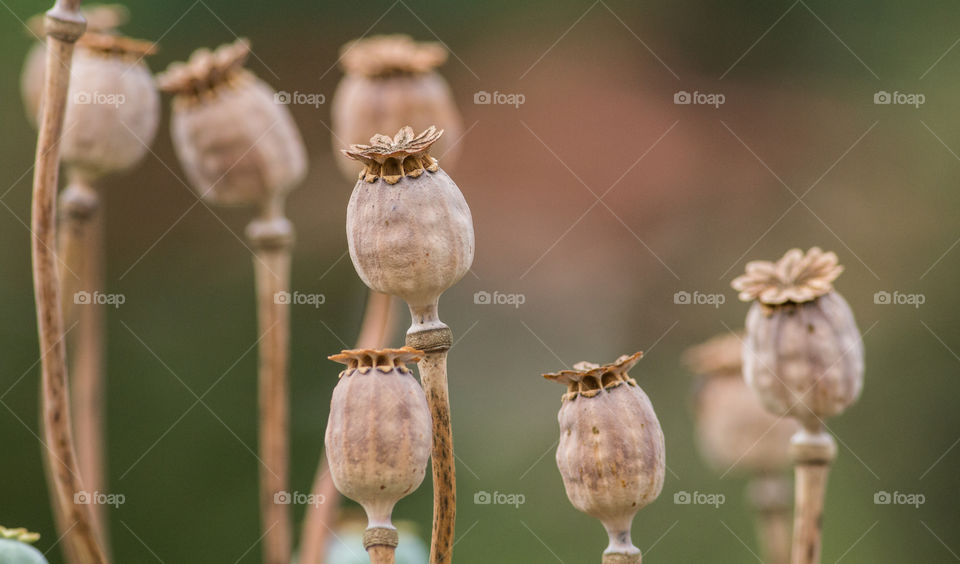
[732,247,865,564]
[344,125,474,338]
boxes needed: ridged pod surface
[546,353,665,557]
[344,127,474,331]
[325,348,432,529]
[743,292,863,430]
[158,39,307,207]
[62,37,159,180]
[23,31,159,180]
[332,35,462,180]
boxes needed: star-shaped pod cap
[329,346,424,377]
[544,352,643,402]
[340,34,447,77]
[732,247,843,305]
[156,38,250,97]
[343,126,442,184]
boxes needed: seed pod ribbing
[325,347,432,530]
[344,126,474,335]
[545,353,665,561]
[157,39,307,208]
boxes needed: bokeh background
[2,0,959,562]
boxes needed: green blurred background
[1,0,959,562]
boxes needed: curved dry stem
[32,2,107,562]
[298,290,396,564]
[249,215,294,564]
[58,180,109,553]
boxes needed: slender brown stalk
[747,475,791,564]
[32,1,106,563]
[58,178,109,552]
[403,310,456,564]
[247,208,295,564]
[366,544,397,564]
[789,428,836,564]
[298,290,396,564]
[404,327,455,564]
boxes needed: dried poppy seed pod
[684,332,799,475]
[332,34,463,180]
[344,126,474,338]
[20,4,130,125]
[325,347,432,560]
[157,39,307,208]
[732,248,864,432]
[544,353,665,564]
[59,33,159,180]
[23,30,159,179]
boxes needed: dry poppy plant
[156,37,308,564]
[21,5,159,554]
[300,33,467,560]
[732,247,864,564]
[23,3,873,563]
[28,0,108,562]
[343,125,474,564]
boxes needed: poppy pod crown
[732,246,843,306]
[343,125,441,184]
[156,38,252,100]
[340,34,447,77]
[329,347,423,375]
[75,32,156,59]
[543,352,642,401]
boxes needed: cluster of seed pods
[19,7,870,563]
